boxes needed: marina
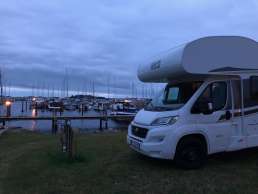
[0,0,257,193]
[0,95,147,132]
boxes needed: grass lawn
[0,131,258,194]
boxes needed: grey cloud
[0,0,258,96]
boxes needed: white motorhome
[127,36,258,169]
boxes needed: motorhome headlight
[151,116,179,126]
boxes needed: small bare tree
[0,67,3,104]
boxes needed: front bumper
[127,124,176,160]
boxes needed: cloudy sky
[0,0,258,97]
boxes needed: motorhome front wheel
[174,137,207,169]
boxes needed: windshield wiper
[146,106,172,111]
[155,106,173,111]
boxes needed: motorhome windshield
[145,82,203,111]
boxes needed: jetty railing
[0,115,135,132]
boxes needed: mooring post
[105,112,108,129]
[21,101,24,113]
[35,102,38,116]
[81,104,84,116]
[25,101,28,112]
[99,118,103,130]
[105,119,108,129]
[52,118,55,134]
[6,105,11,117]
[52,110,58,134]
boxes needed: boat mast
[0,68,3,103]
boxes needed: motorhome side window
[192,82,227,113]
[167,87,179,102]
[244,77,258,107]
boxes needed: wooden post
[81,104,84,116]
[105,119,108,129]
[6,105,11,117]
[21,101,24,113]
[35,102,38,116]
[51,110,54,133]
[99,118,103,130]
[52,116,58,134]
[105,112,108,129]
[25,101,28,112]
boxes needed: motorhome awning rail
[138,36,258,83]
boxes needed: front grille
[131,125,148,138]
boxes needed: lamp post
[32,97,38,116]
[5,100,12,117]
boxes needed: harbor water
[0,102,130,132]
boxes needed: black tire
[174,137,207,169]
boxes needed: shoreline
[0,125,127,135]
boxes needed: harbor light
[32,97,36,101]
[5,100,12,107]
[5,100,12,117]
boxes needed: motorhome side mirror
[192,100,214,115]
[201,101,214,115]
[208,102,213,112]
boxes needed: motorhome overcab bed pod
[127,36,258,169]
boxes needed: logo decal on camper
[150,60,161,70]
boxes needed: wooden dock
[0,115,134,121]
[0,115,134,132]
